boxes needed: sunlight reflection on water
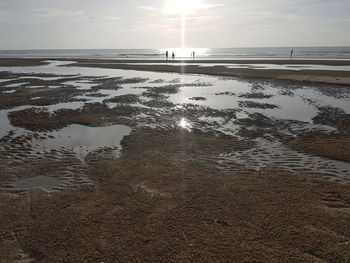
[178,118,192,130]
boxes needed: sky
[0,0,349,49]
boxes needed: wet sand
[0,58,48,67]
[1,127,350,262]
[2,133,350,262]
[65,58,350,86]
[1,58,350,85]
[62,58,350,65]
[1,60,350,262]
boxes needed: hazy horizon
[1,45,350,51]
[0,0,349,50]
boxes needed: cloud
[162,0,223,15]
[32,8,84,18]
[86,15,121,23]
[30,8,121,25]
[138,6,156,11]
[0,0,349,49]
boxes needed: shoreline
[66,59,350,86]
[1,58,350,86]
[3,57,350,65]
[2,57,350,65]
[65,58,350,65]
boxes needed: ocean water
[0,47,350,59]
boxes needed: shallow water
[116,62,350,71]
[0,105,35,138]
[0,78,13,83]
[226,63,350,71]
[1,60,350,131]
[64,80,96,90]
[1,60,349,126]
[2,89,17,94]
[3,82,30,88]
[12,175,64,192]
[1,47,350,59]
[32,124,131,160]
[45,101,86,113]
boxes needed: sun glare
[164,0,203,15]
[163,0,206,49]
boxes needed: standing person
[172,52,175,60]
[166,51,169,60]
[193,51,195,59]
[290,49,294,60]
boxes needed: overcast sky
[0,0,349,49]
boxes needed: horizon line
[1,45,350,51]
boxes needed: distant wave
[0,47,350,59]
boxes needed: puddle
[12,175,64,192]
[0,106,34,138]
[64,80,95,90]
[3,82,30,88]
[32,124,132,160]
[2,89,17,94]
[178,118,192,131]
[26,85,61,89]
[0,78,14,83]
[45,101,86,113]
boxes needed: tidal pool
[12,175,64,192]
[32,124,132,160]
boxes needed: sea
[0,47,350,59]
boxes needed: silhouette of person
[166,51,169,60]
[172,52,175,59]
[193,51,195,59]
[290,49,294,59]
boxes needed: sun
[164,0,203,15]
[163,0,207,48]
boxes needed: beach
[2,58,350,85]
[68,58,350,86]
[0,57,350,262]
